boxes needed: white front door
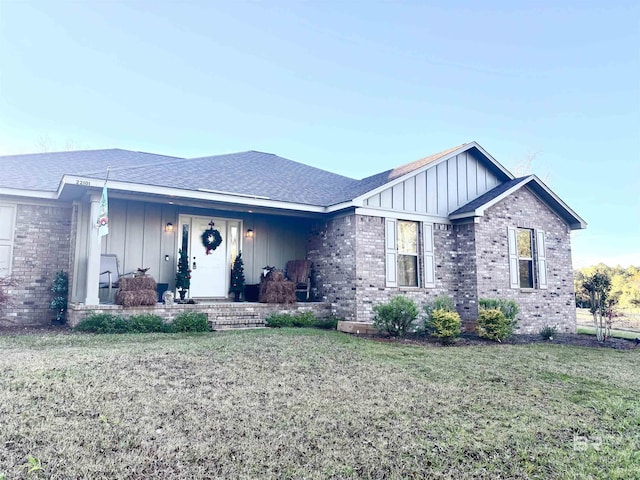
[179,216,241,299]
[189,218,227,297]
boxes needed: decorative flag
[97,184,109,237]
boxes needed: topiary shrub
[373,295,419,337]
[171,312,209,332]
[426,309,461,344]
[127,314,170,333]
[477,308,512,342]
[75,313,130,334]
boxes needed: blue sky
[0,1,638,268]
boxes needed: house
[0,142,586,332]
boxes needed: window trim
[385,218,435,289]
[507,226,547,290]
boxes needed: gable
[362,149,501,216]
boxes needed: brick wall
[307,214,357,320]
[474,188,576,333]
[353,215,460,323]
[1,203,72,327]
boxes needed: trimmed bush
[426,309,461,344]
[75,313,130,334]
[127,314,170,333]
[477,308,512,342]
[373,295,419,337]
[266,313,295,328]
[479,298,519,322]
[265,312,337,330]
[422,295,456,335]
[171,312,209,332]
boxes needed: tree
[582,271,613,342]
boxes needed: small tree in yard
[373,295,418,337]
[583,271,613,342]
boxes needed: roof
[0,149,183,191]
[0,143,583,228]
[450,175,587,230]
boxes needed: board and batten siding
[71,198,310,301]
[364,151,500,215]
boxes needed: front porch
[67,301,333,330]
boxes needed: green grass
[577,326,639,340]
[0,329,639,479]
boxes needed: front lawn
[1,329,638,479]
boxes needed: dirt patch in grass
[370,332,639,350]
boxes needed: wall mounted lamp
[165,222,174,233]
[246,228,254,238]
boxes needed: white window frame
[508,227,547,290]
[0,203,17,277]
[385,219,435,288]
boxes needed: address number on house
[75,180,91,186]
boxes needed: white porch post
[85,194,102,305]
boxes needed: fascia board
[0,187,57,199]
[355,206,450,224]
[59,176,327,214]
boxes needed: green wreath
[201,222,223,255]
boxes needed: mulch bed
[369,332,640,350]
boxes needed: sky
[0,0,638,268]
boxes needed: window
[385,219,435,288]
[508,227,547,290]
[398,221,418,286]
[0,204,16,277]
[517,228,534,288]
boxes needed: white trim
[0,187,57,199]
[60,176,327,214]
[422,222,435,288]
[355,207,449,224]
[0,202,17,277]
[450,175,587,230]
[385,218,398,287]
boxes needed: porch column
[84,194,102,305]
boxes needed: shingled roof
[0,142,513,208]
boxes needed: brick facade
[309,186,576,332]
[0,203,72,327]
[474,188,576,333]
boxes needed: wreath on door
[201,221,223,255]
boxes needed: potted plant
[175,249,191,301]
[50,271,68,325]
[229,252,246,302]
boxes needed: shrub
[373,295,419,337]
[265,313,295,328]
[426,309,461,344]
[171,312,209,332]
[477,308,513,342]
[422,295,456,334]
[540,325,558,340]
[75,313,130,334]
[127,314,170,333]
[479,298,519,322]
[292,311,316,328]
[313,317,339,330]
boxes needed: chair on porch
[285,259,312,301]
[99,254,120,303]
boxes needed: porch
[67,301,333,330]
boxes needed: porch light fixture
[246,228,254,238]
[165,222,174,233]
